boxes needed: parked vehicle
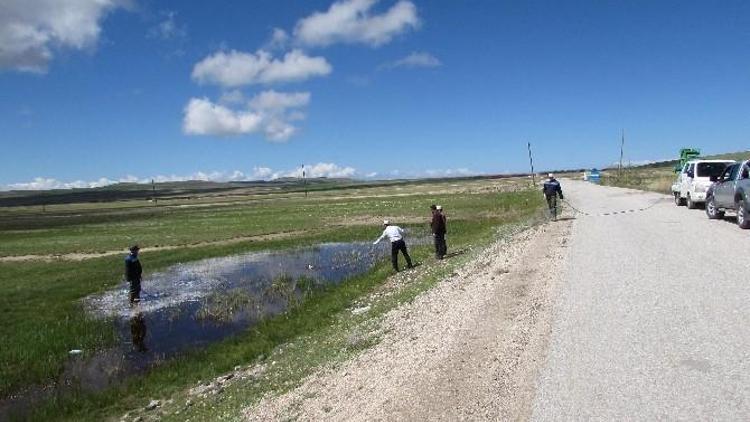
[705,160,750,228]
[673,148,701,173]
[583,169,601,184]
[671,160,735,208]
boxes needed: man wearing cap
[373,220,413,272]
[430,205,447,259]
[125,245,143,305]
[542,173,564,220]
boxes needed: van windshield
[697,162,730,177]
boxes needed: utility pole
[619,129,625,177]
[527,142,536,186]
[151,179,157,206]
[302,164,307,198]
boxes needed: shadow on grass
[441,250,467,259]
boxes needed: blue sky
[1,0,749,189]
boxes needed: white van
[672,160,735,208]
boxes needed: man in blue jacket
[125,245,143,305]
[542,173,564,220]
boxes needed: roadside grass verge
[159,218,539,421]
[2,188,542,420]
[600,168,675,194]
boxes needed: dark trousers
[545,195,558,219]
[434,233,447,259]
[129,279,141,303]
[390,239,413,271]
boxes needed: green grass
[600,167,675,194]
[0,180,543,420]
[0,184,529,256]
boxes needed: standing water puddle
[87,242,387,362]
[2,240,418,419]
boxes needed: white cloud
[191,49,332,87]
[249,90,310,111]
[422,168,475,178]
[183,90,311,141]
[267,27,289,50]
[251,167,274,179]
[294,0,419,47]
[5,176,117,190]
[384,168,479,179]
[2,165,484,191]
[218,89,246,105]
[2,163,362,191]
[380,51,441,70]
[0,0,128,73]
[183,97,264,137]
[303,162,357,178]
[148,11,187,40]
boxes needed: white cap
[436,205,443,210]
[548,173,554,178]
[383,220,390,226]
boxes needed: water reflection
[130,313,147,353]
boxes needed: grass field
[0,176,544,420]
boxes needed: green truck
[674,148,701,172]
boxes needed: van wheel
[737,201,750,229]
[674,193,685,206]
[706,196,723,219]
[687,194,697,209]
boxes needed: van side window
[722,165,735,180]
[729,164,740,181]
[742,165,750,180]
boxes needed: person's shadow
[442,250,466,259]
[554,216,577,221]
[130,313,148,352]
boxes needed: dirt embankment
[244,221,571,421]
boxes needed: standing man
[125,245,143,305]
[431,205,447,259]
[373,220,413,272]
[542,173,564,220]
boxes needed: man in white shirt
[373,220,413,272]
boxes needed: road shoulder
[244,220,572,421]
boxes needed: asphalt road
[532,180,750,420]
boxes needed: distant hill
[0,178,357,207]
[605,150,750,170]
[0,173,536,208]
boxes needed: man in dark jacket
[430,205,447,259]
[542,173,564,220]
[125,245,143,305]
